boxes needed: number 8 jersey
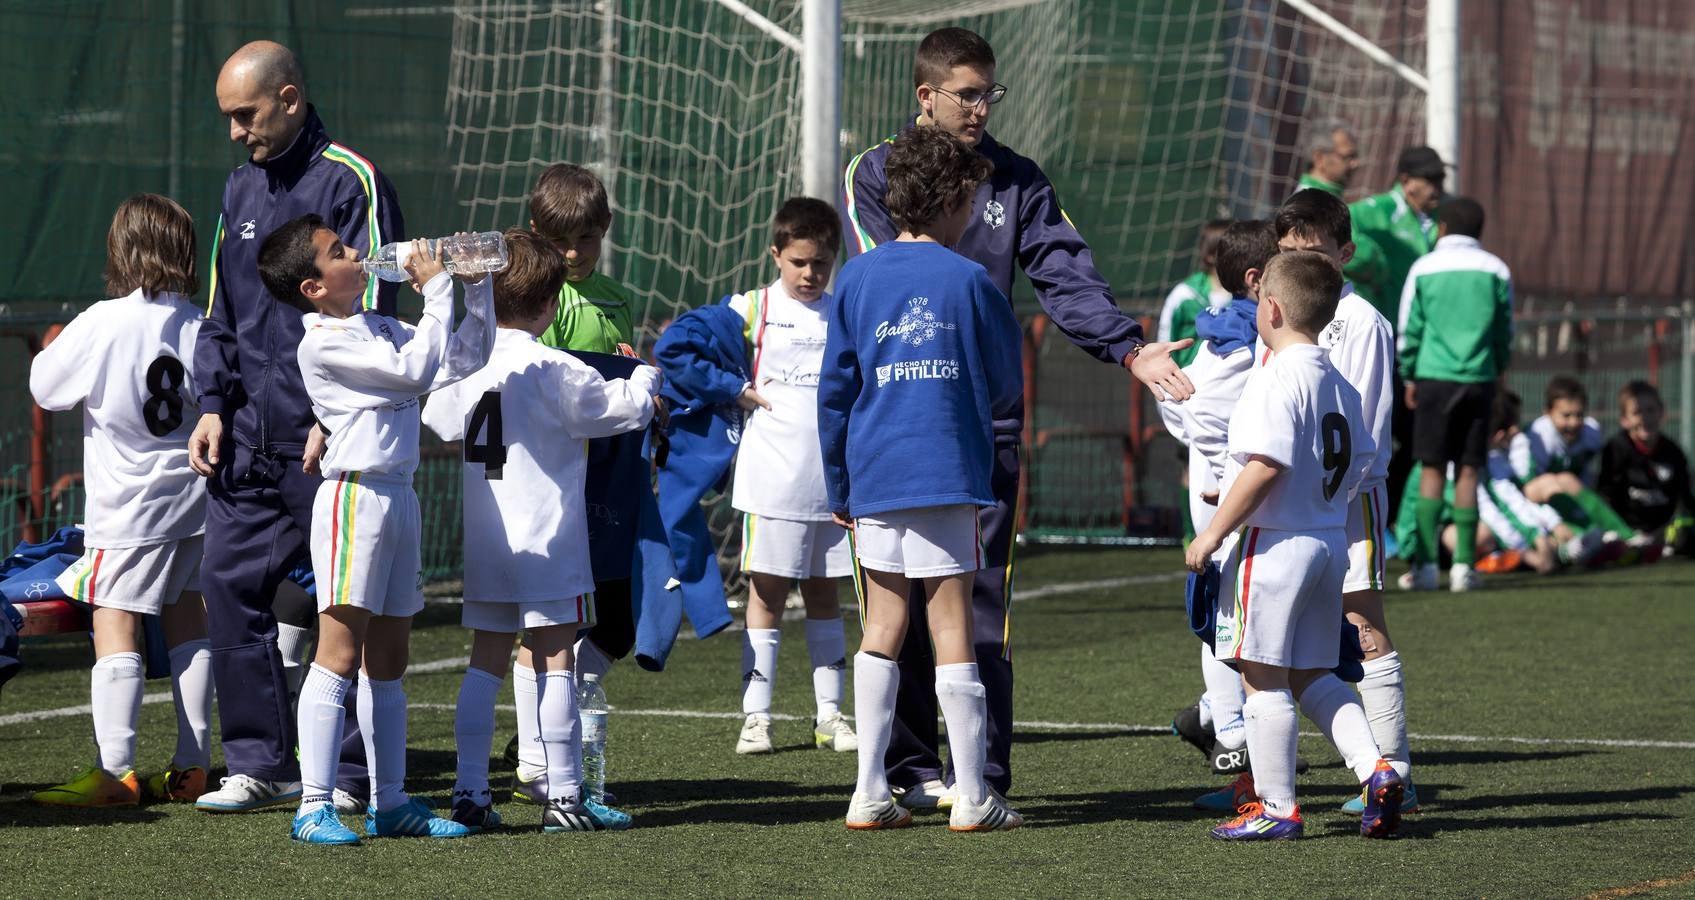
[28,289,206,548]
[1225,343,1374,532]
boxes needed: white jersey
[1508,414,1605,485]
[1168,341,1256,487]
[421,328,659,604]
[1225,343,1374,532]
[29,290,205,548]
[1317,288,1395,491]
[728,280,834,520]
[298,272,495,479]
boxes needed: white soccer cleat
[736,714,775,755]
[845,792,913,830]
[949,790,1024,832]
[814,713,858,752]
[332,788,364,816]
[1448,563,1483,593]
[194,774,303,813]
[1397,563,1438,591]
[895,778,954,811]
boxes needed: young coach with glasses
[841,26,1194,807]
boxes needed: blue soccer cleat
[1193,772,1256,813]
[1359,761,1406,839]
[1210,802,1303,841]
[291,804,361,846]
[366,797,474,839]
[543,795,634,832]
[1342,778,1419,815]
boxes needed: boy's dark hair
[1276,187,1353,249]
[914,27,995,89]
[1491,390,1523,434]
[772,197,842,253]
[1619,380,1662,409]
[106,193,199,298]
[883,126,993,234]
[1215,220,1278,296]
[1196,219,1231,271]
[529,164,612,241]
[493,228,568,325]
[1439,196,1485,239]
[1546,374,1588,409]
[257,213,327,311]
[1262,250,1344,332]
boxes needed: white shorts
[853,505,982,578]
[462,595,592,633]
[1215,526,1346,669]
[740,513,853,579]
[56,535,203,616]
[1343,483,1390,593]
[310,474,424,618]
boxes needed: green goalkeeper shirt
[1396,235,1514,383]
[539,271,635,354]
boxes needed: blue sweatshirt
[843,118,1143,430]
[195,107,404,457]
[818,241,1024,518]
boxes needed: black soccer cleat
[1172,704,1215,758]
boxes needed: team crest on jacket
[876,296,956,347]
[983,200,1006,229]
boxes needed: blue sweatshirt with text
[818,241,1024,518]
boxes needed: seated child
[262,217,496,844]
[29,194,214,807]
[1509,375,1637,541]
[1185,250,1402,841]
[727,198,858,756]
[423,229,658,834]
[818,126,1024,832]
[1598,381,1694,551]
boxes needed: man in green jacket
[1346,146,1446,326]
[1396,197,1513,592]
[1296,119,1359,199]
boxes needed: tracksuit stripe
[842,134,896,254]
[205,216,224,315]
[1233,526,1260,659]
[741,512,755,572]
[333,473,362,605]
[321,144,383,310]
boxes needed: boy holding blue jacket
[819,126,1024,832]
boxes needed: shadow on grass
[1413,748,1598,766]
[1325,810,1680,839]
[0,794,168,828]
[1013,729,1161,745]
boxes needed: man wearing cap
[1346,145,1446,512]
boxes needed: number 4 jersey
[1225,343,1375,532]
[28,289,206,548]
[421,328,660,604]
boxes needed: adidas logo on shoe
[743,669,768,683]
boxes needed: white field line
[8,574,1694,749]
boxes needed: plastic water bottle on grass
[362,231,509,282]
[579,673,609,803]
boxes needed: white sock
[1358,652,1411,780]
[574,637,614,684]
[1243,689,1299,818]
[1201,646,1246,750]
[454,667,502,799]
[358,675,410,812]
[91,652,143,777]
[935,663,989,807]
[1299,673,1383,782]
[741,628,781,718]
[852,652,899,800]
[297,663,352,806]
[167,639,213,770]
[539,669,583,803]
[512,662,545,780]
[277,621,311,702]
[805,616,847,721]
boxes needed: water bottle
[361,231,509,282]
[578,673,609,803]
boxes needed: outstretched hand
[1127,340,1196,402]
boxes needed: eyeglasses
[929,83,1008,111]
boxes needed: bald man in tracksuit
[189,42,404,811]
[842,85,1192,797]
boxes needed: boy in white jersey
[29,195,214,808]
[1186,251,1403,841]
[1273,189,1417,815]
[1509,375,1637,541]
[422,230,657,833]
[728,198,859,756]
[260,214,495,845]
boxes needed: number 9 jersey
[1225,343,1374,532]
[28,289,206,548]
